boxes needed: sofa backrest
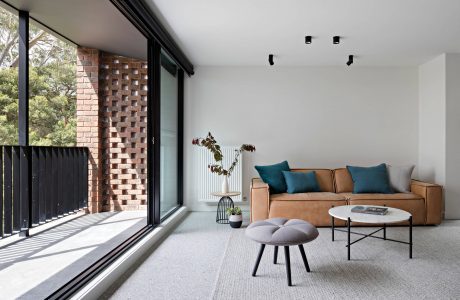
[291,169,335,192]
[334,168,353,193]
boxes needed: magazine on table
[351,206,388,215]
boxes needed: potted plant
[226,207,243,228]
[192,132,255,193]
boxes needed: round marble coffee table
[328,205,413,260]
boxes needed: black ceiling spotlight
[305,36,312,44]
[333,36,340,44]
[346,55,354,66]
[268,54,274,65]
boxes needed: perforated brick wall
[99,53,148,211]
[77,47,148,212]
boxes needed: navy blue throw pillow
[282,171,321,194]
[346,163,393,194]
[255,161,290,194]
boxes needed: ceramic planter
[229,214,242,228]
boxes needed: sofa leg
[284,246,292,286]
[252,244,265,277]
[274,246,278,264]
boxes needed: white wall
[418,55,446,184]
[184,66,419,211]
[445,54,460,218]
[418,53,460,219]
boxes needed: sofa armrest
[410,180,443,225]
[250,178,270,222]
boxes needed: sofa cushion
[255,161,290,194]
[269,200,348,226]
[387,164,415,193]
[290,169,334,192]
[282,171,320,193]
[271,192,346,201]
[339,193,423,201]
[334,168,354,193]
[347,164,393,194]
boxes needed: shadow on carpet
[212,223,460,300]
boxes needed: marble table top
[329,205,411,224]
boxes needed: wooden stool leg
[252,244,265,277]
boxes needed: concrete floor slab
[0,210,146,299]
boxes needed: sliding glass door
[159,52,181,218]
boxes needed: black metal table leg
[216,196,234,224]
[252,244,265,276]
[409,216,413,259]
[331,215,335,241]
[284,246,292,286]
[273,246,278,264]
[347,217,351,260]
[383,204,387,240]
[334,213,413,260]
[298,244,310,273]
[383,223,386,240]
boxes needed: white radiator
[196,146,243,202]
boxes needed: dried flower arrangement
[192,132,256,177]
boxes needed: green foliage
[0,6,77,146]
[226,206,242,216]
[0,8,19,67]
[0,63,77,146]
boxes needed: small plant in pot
[226,207,243,228]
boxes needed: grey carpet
[106,212,236,300]
[212,222,460,299]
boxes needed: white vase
[221,175,229,194]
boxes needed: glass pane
[28,21,77,146]
[160,52,179,218]
[0,6,18,144]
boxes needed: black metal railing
[0,146,88,238]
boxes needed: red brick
[77,48,148,213]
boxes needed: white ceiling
[149,0,460,66]
[3,0,147,60]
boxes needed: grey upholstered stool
[245,218,319,286]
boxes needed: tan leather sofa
[250,168,443,226]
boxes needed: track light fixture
[305,36,312,44]
[346,55,354,66]
[268,54,274,65]
[333,36,340,44]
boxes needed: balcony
[0,210,146,298]
[0,145,147,298]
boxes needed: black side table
[211,192,241,224]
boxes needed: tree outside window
[0,7,77,146]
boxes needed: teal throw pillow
[282,171,321,194]
[255,161,290,194]
[346,163,393,194]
